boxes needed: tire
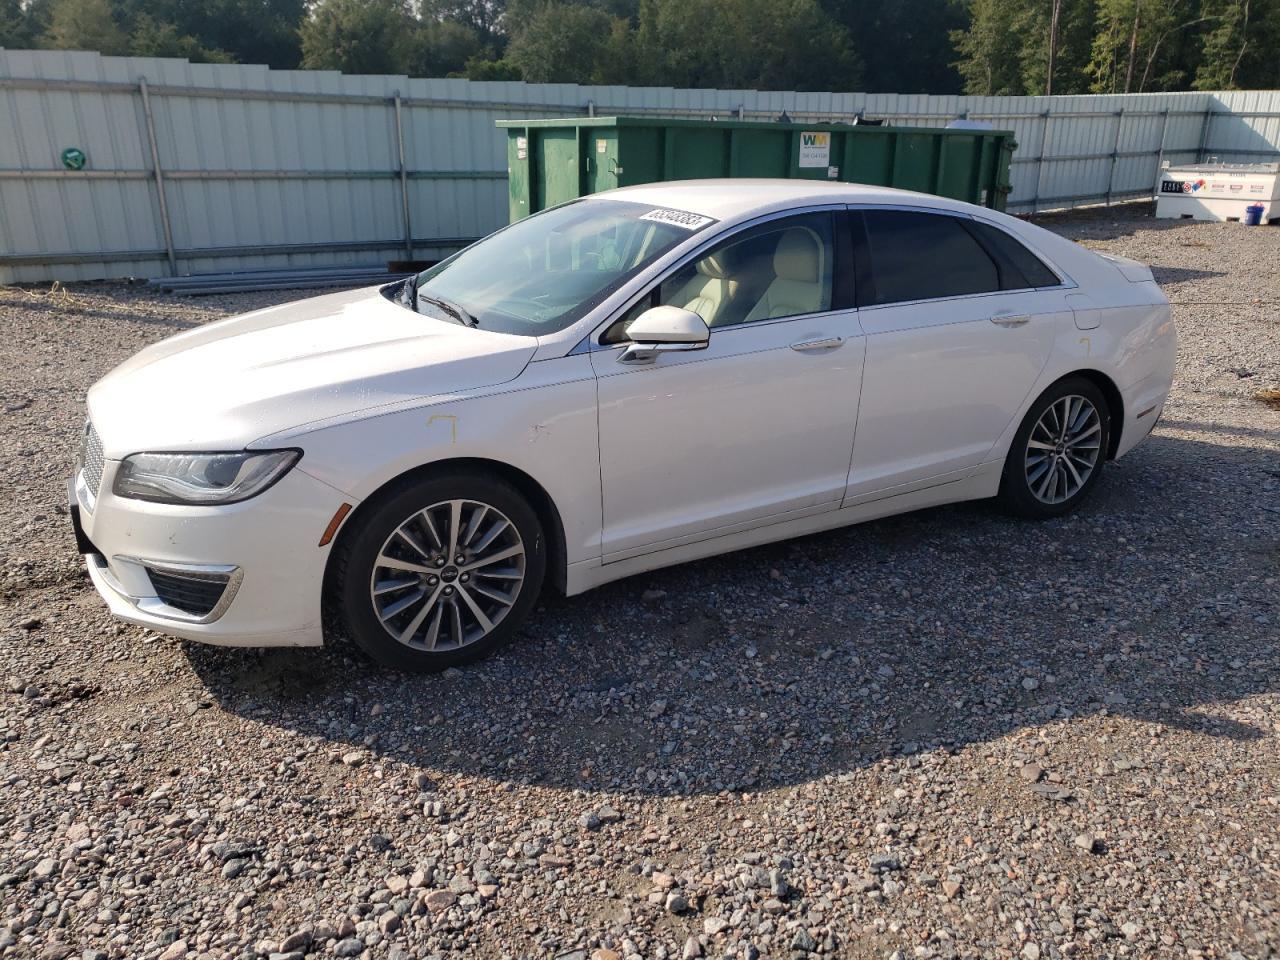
[998,377,1111,519]
[333,471,546,672]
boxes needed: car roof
[598,178,978,221]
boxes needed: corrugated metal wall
[2,50,1277,283]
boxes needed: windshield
[407,198,715,336]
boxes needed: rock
[279,930,312,952]
[591,950,621,960]
[386,874,408,894]
[1074,832,1100,854]
[378,912,401,934]
[340,752,364,767]
[32,858,57,879]
[333,938,364,957]
[221,858,249,879]
[424,890,456,911]
[942,880,962,900]
[158,941,188,960]
[869,853,901,872]
[704,917,729,936]
[665,891,690,914]
[1022,945,1041,960]
[768,867,787,896]
[681,936,703,959]
[579,811,601,831]
[596,804,622,824]
[1019,763,1044,782]
[791,929,817,952]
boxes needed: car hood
[87,286,537,455]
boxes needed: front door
[590,211,866,561]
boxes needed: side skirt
[564,460,1003,596]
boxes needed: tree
[128,13,232,61]
[299,0,413,74]
[822,0,967,95]
[1194,0,1280,88]
[43,0,129,53]
[402,18,484,76]
[1,0,36,47]
[1088,0,1192,92]
[951,0,1024,94]
[461,54,522,79]
[639,0,861,90]
[506,3,615,82]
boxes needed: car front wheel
[334,471,546,672]
[999,377,1111,519]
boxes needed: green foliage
[506,3,616,82]
[299,0,414,74]
[128,13,232,61]
[951,0,1024,94]
[460,55,524,80]
[824,0,966,94]
[1195,0,1280,88]
[3,0,1276,93]
[1,0,36,47]
[43,0,129,54]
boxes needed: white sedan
[72,181,1175,671]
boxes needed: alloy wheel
[369,499,526,651]
[1024,394,1102,505]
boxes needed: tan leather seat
[744,228,827,322]
[671,250,737,328]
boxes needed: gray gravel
[1,203,1278,960]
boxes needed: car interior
[604,221,833,342]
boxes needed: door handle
[790,337,844,352]
[990,312,1030,327]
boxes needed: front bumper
[73,461,352,647]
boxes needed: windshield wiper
[417,292,478,328]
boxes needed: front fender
[273,356,603,566]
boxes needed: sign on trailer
[1155,162,1279,223]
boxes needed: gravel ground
[0,202,1277,960]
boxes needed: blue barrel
[1245,203,1264,226]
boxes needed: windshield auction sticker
[640,208,714,230]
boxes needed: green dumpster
[498,116,1017,222]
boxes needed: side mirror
[618,306,710,365]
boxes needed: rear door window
[856,210,1000,307]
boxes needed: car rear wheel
[999,377,1111,519]
[334,471,545,672]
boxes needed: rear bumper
[1114,371,1171,459]
[74,462,351,647]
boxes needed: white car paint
[75,180,1176,648]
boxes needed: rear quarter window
[968,221,1062,289]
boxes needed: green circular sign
[60,147,87,171]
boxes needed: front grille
[79,421,105,508]
[145,567,231,617]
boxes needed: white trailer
[1155,162,1279,223]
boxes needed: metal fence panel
[1,50,1277,282]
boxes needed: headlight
[112,450,300,505]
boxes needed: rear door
[844,207,1068,502]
